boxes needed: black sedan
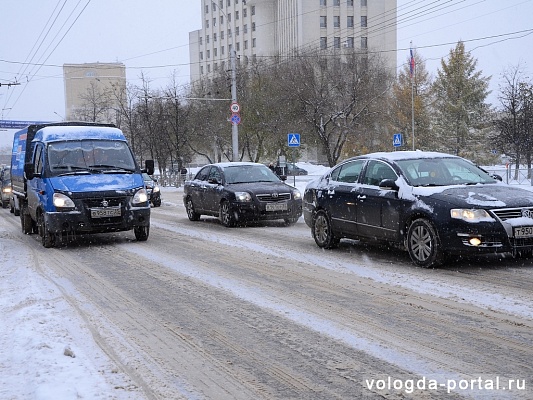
[303,151,533,267]
[183,162,302,227]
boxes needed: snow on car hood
[411,183,533,208]
[228,181,296,194]
[50,174,142,193]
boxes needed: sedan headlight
[292,189,302,200]
[153,185,160,193]
[234,191,252,202]
[133,188,149,205]
[450,209,494,222]
[2,186,12,194]
[53,192,75,208]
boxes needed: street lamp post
[213,2,239,161]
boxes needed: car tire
[134,225,149,241]
[152,199,161,207]
[1,201,7,209]
[38,211,55,248]
[312,210,339,248]
[407,218,444,268]
[21,206,33,235]
[185,197,200,221]
[219,200,236,227]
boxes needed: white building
[189,0,397,82]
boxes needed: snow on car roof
[360,150,459,161]
[35,126,126,143]
[215,162,265,169]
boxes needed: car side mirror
[208,177,221,185]
[379,179,399,190]
[24,162,35,180]
[492,174,503,181]
[144,160,154,175]
[279,175,287,181]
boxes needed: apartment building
[63,62,126,122]
[189,0,397,82]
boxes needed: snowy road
[1,186,533,399]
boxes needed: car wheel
[134,225,149,241]
[219,200,236,227]
[21,206,33,235]
[185,197,200,221]
[1,201,7,209]
[407,218,444,268]
[153,199,161,207]
[37,212,55,248]
[312,210,339,248]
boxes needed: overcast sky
[0,0,532,125]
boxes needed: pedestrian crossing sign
[288,133,300,147]
[393,133,402,147]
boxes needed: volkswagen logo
[522,208,533,219]
[101,200,109,207]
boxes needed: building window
[221,45,225,55]
[207,49,210,58]
[235,0,238,3]
[361,16,367,27]
[220,15,224,24]
[320,0,326,5]
[200,66,204,74]
[334,37,340,48]
[236,42,240,51]
[235,10,239,20]
[206,19,209,28]
[227,0,230,6]
[320,16,327,28]
[228,28,232,37]
[334,16,340,28]
[243,8,247,17]
[214,62,218,70]
[229,44,233,52]
[200,51,204,60]
[207,64,211,73]
[213,18,217,27]
[320,37,327,49]
[251,5,255,15]
[206,35,210,43]
[252,38,256,47]
[347,0,353,5]
[252,22,256,31]
[361,37,367,49]
[333,0,340,5]
[205,4,209,13]
[244,24,248,33]
[347,16,354,28]
[346,37,354,48]
[200,36,203,45]
[219,0,223,8]
[214,32,217,41]
[244,40,248,49]
[228,13,231,22]
[214,48,218,56]
[236,26,240,35]
[361,0,367,6]
[221,30,225,39]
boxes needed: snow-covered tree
[432,41,490,157]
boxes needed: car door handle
[357,194,366,200]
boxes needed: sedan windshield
[396,157,497,186]
[224,165,280,184]
[48,140,136,175]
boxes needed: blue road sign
[393,133,402,147]
[230,113,241,125]
[288,133,300,147]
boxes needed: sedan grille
[256,193,291,202]
[491,207,533,221]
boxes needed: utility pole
[230,46,239,161]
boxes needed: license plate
[266,202,288,212]
[90,207,121,218]
[514,226,533,238]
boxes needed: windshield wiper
[89,165,135,173]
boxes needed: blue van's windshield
[48,140,136,175]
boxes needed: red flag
[409,48,415,77]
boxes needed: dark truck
[11,122,154,247]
